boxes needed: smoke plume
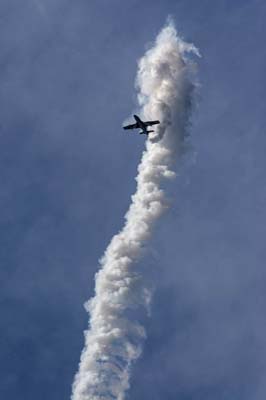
[71,21,199,400]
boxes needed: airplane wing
[144,120,160,126]
[123,123,138,130]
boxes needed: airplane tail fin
[140,130,154,135]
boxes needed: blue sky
[1,1,266,399]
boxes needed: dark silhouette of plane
[123,114,160,135]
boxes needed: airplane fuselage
[134,115,151,134]
[134,114,144,129]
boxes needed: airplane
[123,114,160,135]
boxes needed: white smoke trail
[72,21,199,400]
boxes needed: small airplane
[123,114,160,135]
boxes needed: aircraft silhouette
[123,114,160,135]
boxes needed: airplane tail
[140,130,154,135]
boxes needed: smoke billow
[71,21,199,400]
